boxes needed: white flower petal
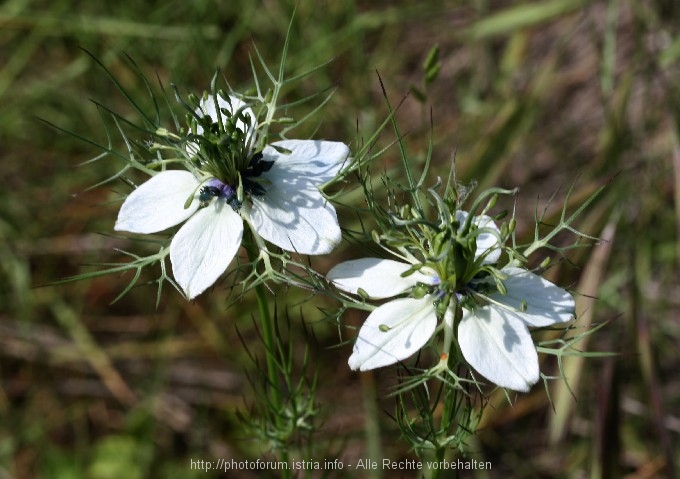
[115,171,200,234]
[458,305,539,392]
[170,201,243,299]
[490,267,575,327]
[327,258,437,299]
[250,185,340,255]
[455,210,501,264]
[349,297,437,371]
[265,140,349,185]
[247,140,348,254]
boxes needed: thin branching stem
[245,241,291,478]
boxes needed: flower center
[190,100,263,187]
[199,178,239,209]
[241,152,274,197]
[199,153,275,211]
[412,265,497,317]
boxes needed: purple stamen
[204,178,236,200]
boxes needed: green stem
[360,372,383,479]
[426,385,459,479]
[441,300,456,357]
[429,304,462,479]
[246,241,291,478]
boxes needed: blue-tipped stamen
[199,178,240,210]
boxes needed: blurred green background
[1,0,679,477]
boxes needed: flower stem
[246,241,291,478]
[360,372,383,479]
[429,303,461,479]
[426,386,458,479]
[441,304,455,357]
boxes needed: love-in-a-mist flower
[328,211,575,392]
[116,94,349,299]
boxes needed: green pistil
[193,108,256,187]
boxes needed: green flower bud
[500,222,509,239]
[411,284,429,299]
[400,204,410,219]
[486,193,498,211]
[436,297,450,317]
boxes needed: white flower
[115,96,348,299]
[328,213,575,392]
